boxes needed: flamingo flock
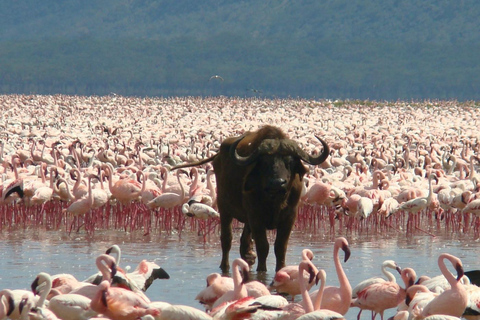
[0,240,477,319]
[1,95,480,238]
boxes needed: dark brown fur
[173,125,328,272]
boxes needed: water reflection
[0,228,479,319]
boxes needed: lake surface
[0,224,479,320]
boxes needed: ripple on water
[0,228,479,319]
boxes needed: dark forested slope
[1,0,479,100]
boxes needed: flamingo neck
[383,266,396,283]
[189,168,199,197]
[333,244,351,299]
[177,172,185,199]
[161,168,168,192]
[313,271,326,310]
[87,177,94,206]
[438,254,457,288]
[299,263,314,313]
[36,276,51,308]
[232,261,247,300]
[96,257,113,282]
[426,174,434,204]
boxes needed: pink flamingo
[29,166,56,207]
[68,254,117,299]
[419,253,468,319]
[211,259,316,319]
[136,170,162,205]
[195,272,234,310]
[402,284,437,319]
[269,249,318,301]
[351,272,406,320]
[154,304,212,319]
[70,168,88,200]
[301,237,352,315]
[296,265,345,320]
[0,288,37,320]
[352,260,401,296]
[187,167,214,206]
[211,258,250,310]
[30,272,63,319]
[90,280,160,320]
[146,169,187,210]
[102,163,142,204]
[64,174,96,216]
[48,292,98,320]
[462,282,480,319]
[395,173,438,230]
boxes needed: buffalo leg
[274,214,295,271]
[251,225,270,272]
[240,223,256,266]
[220,215,233,273]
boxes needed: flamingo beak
[110,263,117,278]
[456,264,465,281]
[342,244,351,263]
[405,294,412,306]
[241,268,250,284]
[152,267,170,280]
[6,296,15,316]
[31,277,39,295]
[101,289,108,307]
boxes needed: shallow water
[0,226,479,320]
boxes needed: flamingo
[0,289,37,320]
[419,253,468,319]
[102,163,142,204]
[402,284,437,320]
[89,174,110,209]
[146,169,187,210]
[68,254,117,299]
[48,293,98,320]
[269,249,318,301]
[462,282,480,320]
[351,260,402,319]
[29,167,56,207]
[351,273,406,320]
[301,237,352,315]
[64,174,96,216]
[90,280,160,320]
[70,168,88,200]
[195,273,234,311]
[30,272,63,320]
[352,260,402,298]
[153,304,213,319]
[394,174,438,229]
[187,167,214,207]
[296,265,345,320]
[211,258,250,310]
[0,295,7,320]
[137,170,162,205]
[181,200,219,219]
[210,261,310,320]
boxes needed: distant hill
[0,0,479,100]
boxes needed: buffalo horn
[231,134,329,167]
[294,136,330,165]
[230,134,260,166]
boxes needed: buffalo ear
[296,161,308,178]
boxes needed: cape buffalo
[173,125,329,272]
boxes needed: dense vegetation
[0,0,479,100]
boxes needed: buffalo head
[230,134,329,202]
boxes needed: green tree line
[0,0,479,100]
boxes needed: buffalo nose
[268,178,287,190]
